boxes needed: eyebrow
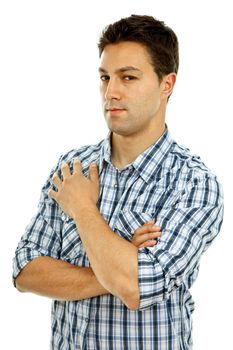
[98,66,142,75]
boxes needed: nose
[104,78,121,101]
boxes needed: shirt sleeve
[138,173,224,310]
[12,157,63,283]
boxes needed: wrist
[72,202,98,222]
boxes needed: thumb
[89,163,99,183]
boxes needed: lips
[106,108,125,112]
[106,108,126,116]
[105,103,127,111]
[105,106,125,111]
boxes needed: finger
[134,231,162,246]
[52,172,62,189]
[89,163,99,183]
[61,161,71,179]
[139,239,158,248]
[134,224,161,235]
[48,188,58,200]
[73,158,82,174]
[151,225,161,232]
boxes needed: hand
[48,158,100,219]
[132,220,162,249]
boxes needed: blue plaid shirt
[13,128,223,349]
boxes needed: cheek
[99,88,104,99]
[99,84,106,98]
[143,87,161,108]
[130,94,161,122]
[135,82,159,100]
[132,90,157,110]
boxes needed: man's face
[99,41,166,137]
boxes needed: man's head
[98,15,178,138]
[98,14,179,82]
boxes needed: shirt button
[85,318,89,322]
[114,184,118,188]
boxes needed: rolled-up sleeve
[12,160,63,282]
[138,174,224,310]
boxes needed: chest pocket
[60,218,89,266]
[114,210,155,242]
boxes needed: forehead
[100,41,153,72]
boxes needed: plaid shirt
[13,128,223,350]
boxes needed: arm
[15,256,108,301]
[137,174,224,309]
[73,210,162,309]
[48,159,162,309]
[15,216,161,302]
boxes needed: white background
[0,0,232,349]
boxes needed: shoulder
[166,140,223,207]
[170,140,209,174]
[59,138,105,165]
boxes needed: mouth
[106,108,126,115]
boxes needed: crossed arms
[14,158,223,310]
[15,159,161,310]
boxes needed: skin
[16,41,176,309]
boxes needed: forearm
[74,205,140,310]
[15,256,108,301]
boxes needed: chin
[106,119,137,137]
[109,128,135,137]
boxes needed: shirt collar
[98,127,173,184]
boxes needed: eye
[100,75,110,81]
[123,76,136,81]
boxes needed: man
[13,14,223,350]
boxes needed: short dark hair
[98,14,179,81]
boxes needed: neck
[111,122,166,170]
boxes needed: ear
[161,73,177,100]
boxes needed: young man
[13,15,223,350]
